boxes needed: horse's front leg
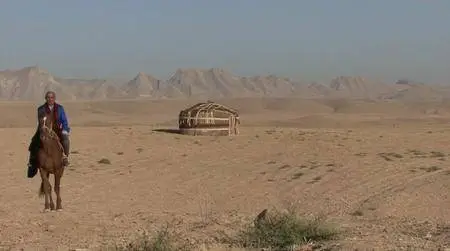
[47,172,55,210]
[54,172,62,211]
[39,169,51,212]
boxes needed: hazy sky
[1,0,449,83]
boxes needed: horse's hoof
[56,209,63,212]
[42,209,50,213]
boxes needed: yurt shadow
[152,128,181,134]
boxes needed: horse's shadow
[152,128,181,134]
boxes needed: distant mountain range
[0,66,449,101]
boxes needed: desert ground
[0,97,449,250]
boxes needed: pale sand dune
[0,98,449,250]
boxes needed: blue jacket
[37,103,71,133]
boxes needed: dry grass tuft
[279,164,291,170]
[420,166,441,172]
[108,209,340,251]
[407,149,428,158]
[292,172,304,180]
[111,225,191,251]
[307,176,322,184]
[223,209,339,250]
[378,152,403,161]
[98,158,111,164]
[429,151,445,158]
[350,210,364,217]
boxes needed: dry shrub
[225,209,339,250]
[111,225,191,251]
[98,158,111,164]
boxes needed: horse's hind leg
[54,173,62,211]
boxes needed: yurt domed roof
[179,100,239,117]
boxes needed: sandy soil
[0,98,449,250]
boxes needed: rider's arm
[59,106,70,134]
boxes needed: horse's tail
[38,181,45,197]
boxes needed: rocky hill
[0,66,448,101]
[0,66,74,100]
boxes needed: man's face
[45,93,55,106]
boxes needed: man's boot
[27,132,40,178]
[27,151,38,178]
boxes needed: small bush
[98,158,111,164]
[420,166,441,172]
[228,209,338,250]
[113,225,190,251]
[430,151,445,158]
[378,152,403,161]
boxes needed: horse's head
[39,115,57,143]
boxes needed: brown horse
[37,113,65,212]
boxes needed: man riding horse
[27,91,71,178]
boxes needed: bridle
[41,116,58,139]
[41,116,64,153]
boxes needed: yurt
[178,101,240,136]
